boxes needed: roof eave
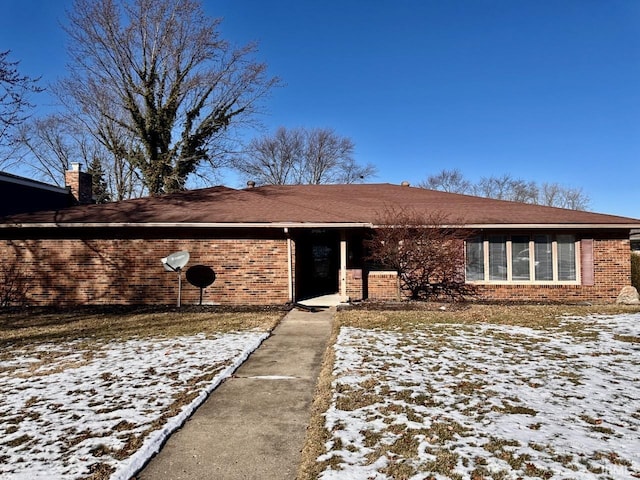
[0,221,374,229]
[462,223,640,229]
[1,221,639,230]
[372,223,640,229]
[0,174,70,195]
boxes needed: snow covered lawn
[0,311,276,480]
[318,312,640,479]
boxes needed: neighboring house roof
[1,183,639,229]
[0,171,74,217]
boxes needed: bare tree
[336,156,377,184]
[474,174,515,200]
[58,0,279,195]
[474,174,540,203]
[508,178,539,204]
[17,113,145,200]
[418,168,471,193]
[421,169,590,210]
[235,126,376,185]
[69,101,147,200]
[0,50,42,166]
[235,127,305,185]
[540,182,590,210]
[303,128,357,184]
[365,207,476,301]
[16,115,77,185]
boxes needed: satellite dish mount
[160,251,190,307]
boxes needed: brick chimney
[65,163,93,205]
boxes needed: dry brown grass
[0,307,285,348]
[297,303,640,478]
[338,303,640,330]
[297,315,341,480]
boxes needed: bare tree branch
[0,50,43,161]
[235,126,376,185]
[17,113,145,201]
[366,207,476,301]
[57,0,279,195]
[418,168,471,193]
[421,169,590,211]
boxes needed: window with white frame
[465,234,578,283]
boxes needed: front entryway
[295,229,340,300]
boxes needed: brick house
[0,164,94,218]
[1,182,639,306]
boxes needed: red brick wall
[344,268,364,301]
[0,230,631,306]
[362,236,631,304]
[367,271,400,301]
[2,236,290,306]
[474,236,631,303]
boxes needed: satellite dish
[186,265,216,288]
[160,251,190,307]
[186,265,216,305]
[161,251,190,272]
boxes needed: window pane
[489,235,507,281]
[511,235,530,281]
[534,234,553,281]
[558,235,576,281]
[465,236,484,281]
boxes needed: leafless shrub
[0,263,30,307]
[366,207,476,301]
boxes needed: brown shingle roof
[1,183,639,227]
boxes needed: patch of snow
[318,314,640,479]
[0,330,268,479]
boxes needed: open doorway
[295,229,340,301]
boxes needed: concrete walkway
[137,307,335,480]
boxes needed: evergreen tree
[86,157,110,204]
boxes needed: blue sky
[1,0,639,218]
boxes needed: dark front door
[296,230,340,300]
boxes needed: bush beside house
[632,253,640,291]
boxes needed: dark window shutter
[581,239,594,286]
